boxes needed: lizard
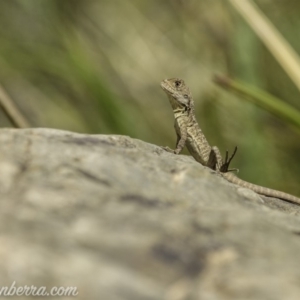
[161,77,300,205]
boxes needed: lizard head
[161,78,193,111]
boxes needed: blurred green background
[0,0,299,196]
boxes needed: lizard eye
[175,80,181,88]
[183,94,188,99]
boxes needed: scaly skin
[161,78,231,171]
[161,77,300,205]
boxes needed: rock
[0,128,300,300]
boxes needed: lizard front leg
[162,122,188,154]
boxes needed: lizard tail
[223,173,300,205]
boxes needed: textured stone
[0,128,300,300]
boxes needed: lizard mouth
[160,79,174,95]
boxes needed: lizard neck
[173,108,188,120]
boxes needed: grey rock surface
[0,128,300,300]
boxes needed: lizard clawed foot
[227,168,239,173]
[161,146,178,154]
[220,146,238,173]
